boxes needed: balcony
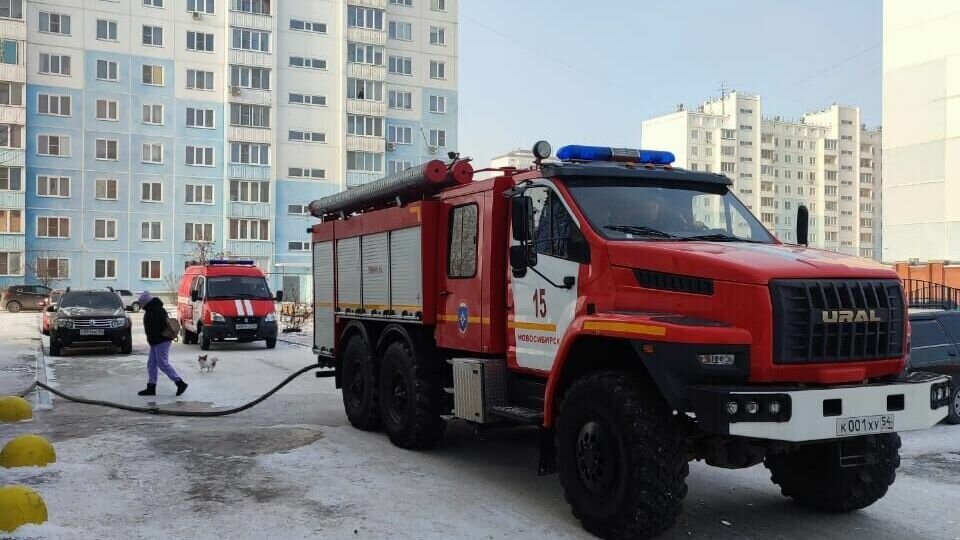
[0,107,25,125]
[348,0,387,8]
[346,170,381,188]
[346,98,386,117]
[0,148,24,167]
[0,234,24,251]
[228,12,273,31]
[347,27,386,46]
[229,50,273,69]
[0,20,26,40]
[0,64,25,84]
[346,135,385,153]
[228,126,272,144]
[229,87,273,106]
[228,164,272,180]
[0,190,24,209]
[225,240,274,258]
[227,202,273,219]
[346,63,386,81]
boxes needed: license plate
[78,329,104,336]
[836,414,894,436]
[235,323,257,330]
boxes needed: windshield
[565,178,775,243]
[59,292,123,310]
[206,276,272,299]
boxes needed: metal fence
[902,279,960,310]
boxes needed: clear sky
[458,0,883,166]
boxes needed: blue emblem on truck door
[457,303,469,333]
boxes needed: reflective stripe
[235,299,245,316]
[582,321,666,336]
[244,299,254,316]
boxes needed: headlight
[112,318,126,328]
[210,312,225,322]
[264,312,276,322]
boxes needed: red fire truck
[308,143,951,539]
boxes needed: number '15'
[532,288,547,318]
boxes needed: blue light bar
[209,259,255,266]
[556,145,675,165]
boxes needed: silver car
[112,288,142,312]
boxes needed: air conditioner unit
[230,86,241,97]
[192,11,202,20]
[386,142,397,150]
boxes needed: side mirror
[511,196,533,242]
[46,305,56,313]
[275,290,284,303]
[190,290,200,302]
[796,205,809,246]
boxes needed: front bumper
[692,372,951,442]
[54,327,130,346]
[206,320,277,341]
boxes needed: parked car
[41,289,65,335]
[112,289,142,312]
[48,289,132,356]
[3,285,52,313]
[907,309,960,424]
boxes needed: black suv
[907,309,960,424]
[49,289,132,356]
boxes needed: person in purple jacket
[137,291,188,397]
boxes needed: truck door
[509,182,589,372]
[437,199,485,351]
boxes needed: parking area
[2,310,959,540]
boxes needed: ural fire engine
[308,143,951,539]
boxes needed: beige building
[642,92,881,260]
[883,0,960,263]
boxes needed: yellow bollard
[0,395,33,422]
[1,435,57,468]
[0,485,48,532]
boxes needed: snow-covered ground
[1,310,958,540]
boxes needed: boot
[175,379,188,396]
[138,383,157,396]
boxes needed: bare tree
[185,241,226,267]
[25,252,66,289]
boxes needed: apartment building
[642,92,882,260]
[0,0,25,283]
[0,0,458,298]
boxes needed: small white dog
[197,354,218,373]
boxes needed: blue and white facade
[0,0,458,298]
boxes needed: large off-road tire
[946,386,960,425]
[341,334,380,431]
[378,339,445,449]
[764,433,901,512]
[556,370,688,540]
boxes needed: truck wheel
[199,326,211,351]
[378,340,445,449]
[556,370,688,540]
[764,433,901,512]
[341,334,380,431]
[945,386,960,425]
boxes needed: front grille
[770,279,905,364]
[73,318,112,328]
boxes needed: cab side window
[527,186,589,263]
[448,203,478,278]
[191,277,204,300]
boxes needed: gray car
[3,284,52,312]
[110,288,142,312]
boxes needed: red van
[177,260,282,350]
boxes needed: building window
[94,259,117,279]
[231,0,269,15]
[720,162,735,173]
[388,21,412,41]
[289,130,326,143]
[288,241,310,252]
[144,0,164,7]
[140,222,162,241]
[290,19,325,34]
[36,258,69,279]
[0,167,22,191]
[95,178,117,200]
[142,64,164,85]
[347,78,383,101]
[229,179,269,203]
[287,204,308,215]
[185,222,214,242]
[95,19,118,41]
[141,182,162,202]
[96,139,119,161]
[0,130,22,150]
[37,175,69,198]
[430,26,445,45]
[96,59,118,81]
[37,135,70,157]
[39,12,71,35]
[288,167,325,180]
[186,145,214,166]
[388,55,412,76]
[39,53,71,75]
[0,252,23,276]
[94,219,117,240]
[289,56,326,70]
[230,143,269,165]
[142,25,163,46]
[38,94,70,117]
[0,0,23,19]
[347,115,383,138]
[140,260,162,280]
[186,107,215,128]
[37,216,70,238]
[231,27,269,52]
[187,31,215,52]
[347,43,383,66]
[386,125,412,144]
[429,60,446,80]
[230,103,269,128]
[185,184,214,204]
[429,94,446,114]
[388,90,412,110]
[142,104,164,125]
[141,143,162,164]
[187,69,214,90]
[0,81,22,105]
[431,0,446,11]
[390,0,412,5]
[347,151,382,172]
[96,99,119,121]
[447,204,478,278]
[0,209,22,233]
[229,218,269,241]
[347,6,383,30]
[388,160,412,175]
[230,65,269,89]
[288,93,326,106]
[187,0,215,14]
[429,129,446,148]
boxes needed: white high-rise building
[883,0,959,263]
[0,0,458,298]
[642,92,882,260]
